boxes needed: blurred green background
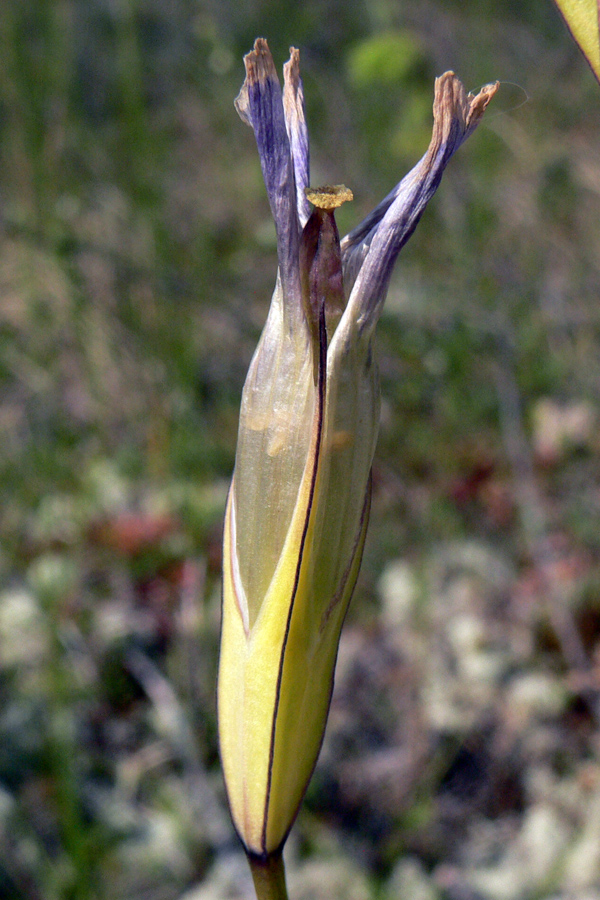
[2,1,600,898]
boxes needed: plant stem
[248,850,290,900]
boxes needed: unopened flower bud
[218,38,498,869]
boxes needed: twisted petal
[235,39,303,326]
[340,73,499,339]
[283,48,311,228]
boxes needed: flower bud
[218,38,498,862]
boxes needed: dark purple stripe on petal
[235,39,301,306]
[341,73,498,332]
[283,49,311,228]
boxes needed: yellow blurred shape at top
[554,0,600,82]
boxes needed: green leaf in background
[553,0,600,82]
[346,30,423,87]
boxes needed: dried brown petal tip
[305,184,353,210]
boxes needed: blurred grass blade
[553,0,600,82]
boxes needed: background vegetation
[1,1,600,898]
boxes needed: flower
[218,37,497,861]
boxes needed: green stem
[248,851,290,900]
